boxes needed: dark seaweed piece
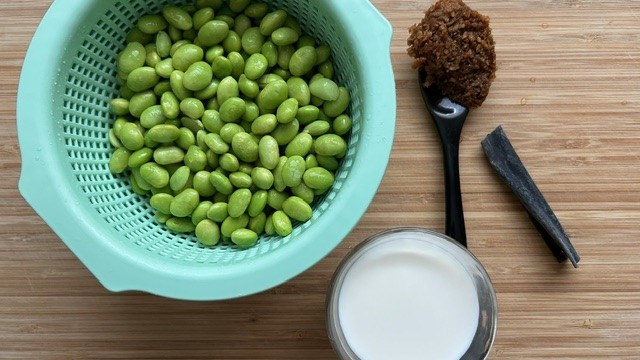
[481,126,580,267]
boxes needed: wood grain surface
[1,0,640,359]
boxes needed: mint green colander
[17,0,395,300]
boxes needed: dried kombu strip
[481,126,580,267]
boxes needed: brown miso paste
[407,0,496,108]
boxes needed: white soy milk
[337,234,480,360]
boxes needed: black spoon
[418,69,469,247]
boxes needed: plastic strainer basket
[17,0,395,300]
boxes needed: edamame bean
[184,61,213,91]
[315,44,331,65]
[193,8,214,30]
[257,135,279,170]
[221,214,249,237]
[162,6,193,31]
[231,228,258,248]
[202,110,224,133]
[109,147,130,174]
[277,45,295,70]
[318,60,335,79]
[118,42,146,74]
[285,132,313,157]
[264,214,275,235]
[195,219,220,246]
[172,44,204,71]
[228,188,252,217]
[241,27,265,55]
[198,20,229,47]
[303,167,335,190]
[289,46,317,77]
[333,114,352,136]
[228,51,245,77]
[140,105,166,128]
[109,98,130,116]
[247,190,268,217]
[248,212,267,235]
[309,77,339,101]
[154,145,185,165]
[217,76,239,105]
[282,196,313,222]
[192,170,216,196]
[155,58,174,78]
[238,74,260,98]
[267,189,288,210]
[234,14,252,37]
[128,147,154,168]
[259,10,287,36]
[127,66,160,92]
[314,134,347,157]
[303,120,331,136]
[204,133,229,154]
[207,202,228,222]
[251,114,278,135]
[194,78,220,100]
[128,91,157,118]
[244,53,269,80]
[271,27,299,46]
[119,122,145,151]
[140,162,170,188]
[271,210,292,236]
[257,79,288,110]
[282,155,306,187]
[150,193,174,214]
[219,123,244,143]
[286,77,311,106]
[261,41,278,68]
[176,127,196,150]
[291,182,314,204]
[271,119,299,146]
[146,124,180,143]
[138,14,168,34]
[160,92,180,119]
[296,105,320,125]
[276,98,298,124]
[219,153,240,172]
[166,217,196,233]
[170,70,193,100]
[180,97,205,119]
[316,154,340,171]
[229,171,253,188]
[251,167,274,190]
[323,86,351,117]
[231,132,258,162]
[209,170,234,195]
[170,188,200,217]
[185,145,208,172]
[170,165,191,192]
[219,97,246,123]
[205,45,225,63]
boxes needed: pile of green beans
[107,0,352,249]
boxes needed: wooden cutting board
[1,0,639,358]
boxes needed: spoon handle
[440,136,467,247]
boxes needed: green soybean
[303,167,335,190]
[271,27,299,46]
[232,132,259,162]
[127,66,160,92]
[285,132,313,157]
[282,196,313,222]
[314,134,347,157]
[241,27,266,55]
[129,91,157,118]
[154,145,185,165]
[296,105,320,125]
[244,53,269,80]
[219,97,246,123]
[180,97,205,119]
[259,10,287,36]
[309,77,340,101]
[251,114,278,135]
[170,188,200,217]
[217,76,239,105]
[140,162,170,188]
[128,147,153,168]
[276,98,298,124]
[166,217,196,233]
[333,114,352,136]
[282,155,306,187]
[207,202,229,222]
[195,219,221,246]
[248,212,267,235]
[272,210,292,236]
[163,6,193,31]
[228,188,252,217]
[289,46,317,77]
[170,165,191,192]
[221,214,249,237]
[185,145,208,172]
[251,167,274,190]
[219,153,240,172]
[119,122,145,151]
[198,20,229,47]
[172,44,204,71]
[323,86,351,117]
[229,171,253,188]
[231,228,258,248]
[118,42,146,74]
[209,170,234,195]
[160,92,180,119]
[109,147,130,174]
[271,119,299,146]
[248,190,268,217]
[150,193,174,214]
[183,61,213,91]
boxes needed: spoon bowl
[418,69,469,247]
